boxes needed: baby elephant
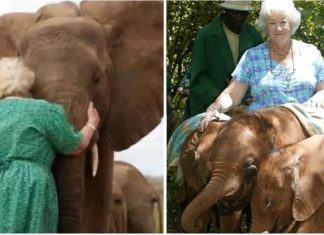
[251,135,324,233]
[113,161,162,233]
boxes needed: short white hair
[0,57,35,98]
[256,0,301,36]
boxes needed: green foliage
[294,1,324,52]
[167,0,324,120]
[167,1,221,90]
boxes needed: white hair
[0,57,35,98]
[256,0,301,36]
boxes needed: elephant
[250,134,324,233]
[0,13,38,56]
[36,1,81,22]
[181,106,309,233]
[114,161,163,233]
[171,106,248,232]
[0,1,162,232]
[177,121,224,232]
[110,180,127,233]
[0,1,82,58]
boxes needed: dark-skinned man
[189,0,263,116]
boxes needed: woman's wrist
[87,123,96,131]
[207,102,221,113]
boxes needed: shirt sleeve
[231,50,252,84]
[45,104,83,154]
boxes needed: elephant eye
[92,71,101,83]
[266,198,274,209]
[151,197,158,204]
[115,198,122,204]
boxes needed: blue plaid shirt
[232,40,324,112]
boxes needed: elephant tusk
[91,143,99,177]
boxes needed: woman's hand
[87,102,100,129]
[199,103,221,132]
[70,102,100,156]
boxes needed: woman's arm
[199,80,248,132]
[70,102,100,155]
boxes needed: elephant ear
[80,1,163,150]
[292,135,324,221]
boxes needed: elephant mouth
[217,198,248,215]
[217,188,250,215]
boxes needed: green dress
[0,98,83,233]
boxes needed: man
[189,0,263,116]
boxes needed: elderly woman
[200,0,324,131]
[0,57,100,232]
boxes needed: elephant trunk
[181,168,236,233]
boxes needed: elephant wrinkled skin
[251,134,324,233]
[0,1,163,232]
[181,106,309,233]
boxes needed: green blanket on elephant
[167,113,204,185]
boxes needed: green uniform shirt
[189,15,263,116]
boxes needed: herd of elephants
[0,1,162,233]
[1,0,324,234]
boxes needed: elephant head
[181,106,309,232]
[114,161,162,233]
[250,134,324,233]
[178,121,224,232]
[110,180,127,233]
[16,1,162,232]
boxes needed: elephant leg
[219,211,242,233]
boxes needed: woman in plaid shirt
[200,0,324,132]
